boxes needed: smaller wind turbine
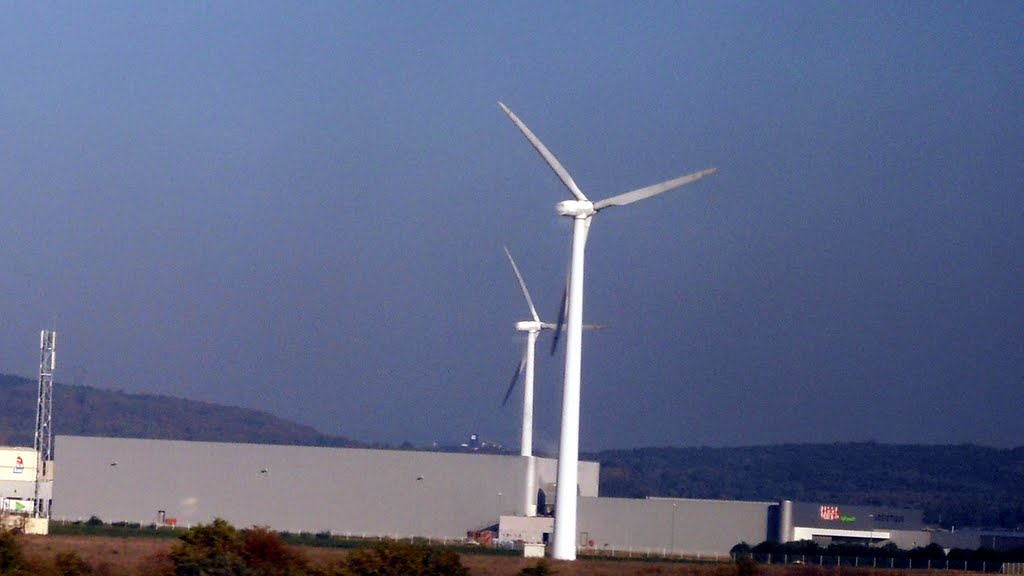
[501,246,552,461]
[501,246,603,516]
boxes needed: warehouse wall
[53,436,597,539]
[578,496,776,556]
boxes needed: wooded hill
[0,373,357,449]
[588,443,1024,531]
[2,372,1019,530]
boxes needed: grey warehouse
[36,435,964,556]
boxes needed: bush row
[1,519,553,576]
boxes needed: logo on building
[820,505,840,521]
[820,505,857,523]
[13,455,25,474]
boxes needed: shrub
[242,526,309,576]
[169,519,313,576]
[136,549,177,576]
[735,555,759,576]
[53,551,98,576]
[342,541,468,576]
[730,542,751,558]
[0,531,24,575]
[517,559,555,576]
[170,518,247,576]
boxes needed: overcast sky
[2,2,1021,451]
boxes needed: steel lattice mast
[33,330,56,518]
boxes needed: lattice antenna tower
[33,330,56,518]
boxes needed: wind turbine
[501,246,551,518]
[499,102,716,560]
[501,246,603,516]
[501,246,554,458]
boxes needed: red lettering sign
[820,505,840,521]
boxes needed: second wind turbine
[502,246,603,516]
[499,102,716,561]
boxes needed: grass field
[11,532,955,576]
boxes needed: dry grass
[18,534,175,575]
[17,534,743,575]
[13,534,957,576]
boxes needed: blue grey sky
[2,2,1021,450]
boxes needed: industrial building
[0,447,51,515]
[52,435,598,538]
[42,435,933,556]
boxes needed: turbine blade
[502,352,528,407]
[592,167,717,211]
[504,246,540,322]
[581,323,608,331]
[498,102,588,202]
[550,283,568,356]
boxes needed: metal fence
[744,552,1005,573]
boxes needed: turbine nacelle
[515,320,544,332]
[556,199,595,218]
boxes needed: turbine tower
[499,102,715,560]
[502,246,604,517]
[502,246,550,517]
[501,246,553,462]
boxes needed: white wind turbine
[501,246,554,459]
[501,246,552,517]
[501,246,603,517]
[499,102,716,560]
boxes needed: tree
[170,518,248,576]
[730,542,752,558]
[242,526,309,576]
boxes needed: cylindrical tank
[779,499,794,543]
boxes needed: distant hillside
[588,443,1024,531]
[0,373,358,448]
[4,373,1020,531]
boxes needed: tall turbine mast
[33,330,56,519]
[499,102,715,560]
[502,246,605,517]
[503,246,547,517]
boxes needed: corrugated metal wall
[53,436,595,538]
[578,496,775,556]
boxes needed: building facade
[0,447,52,518]
[51,435,935,556]
[52,435,597,538]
